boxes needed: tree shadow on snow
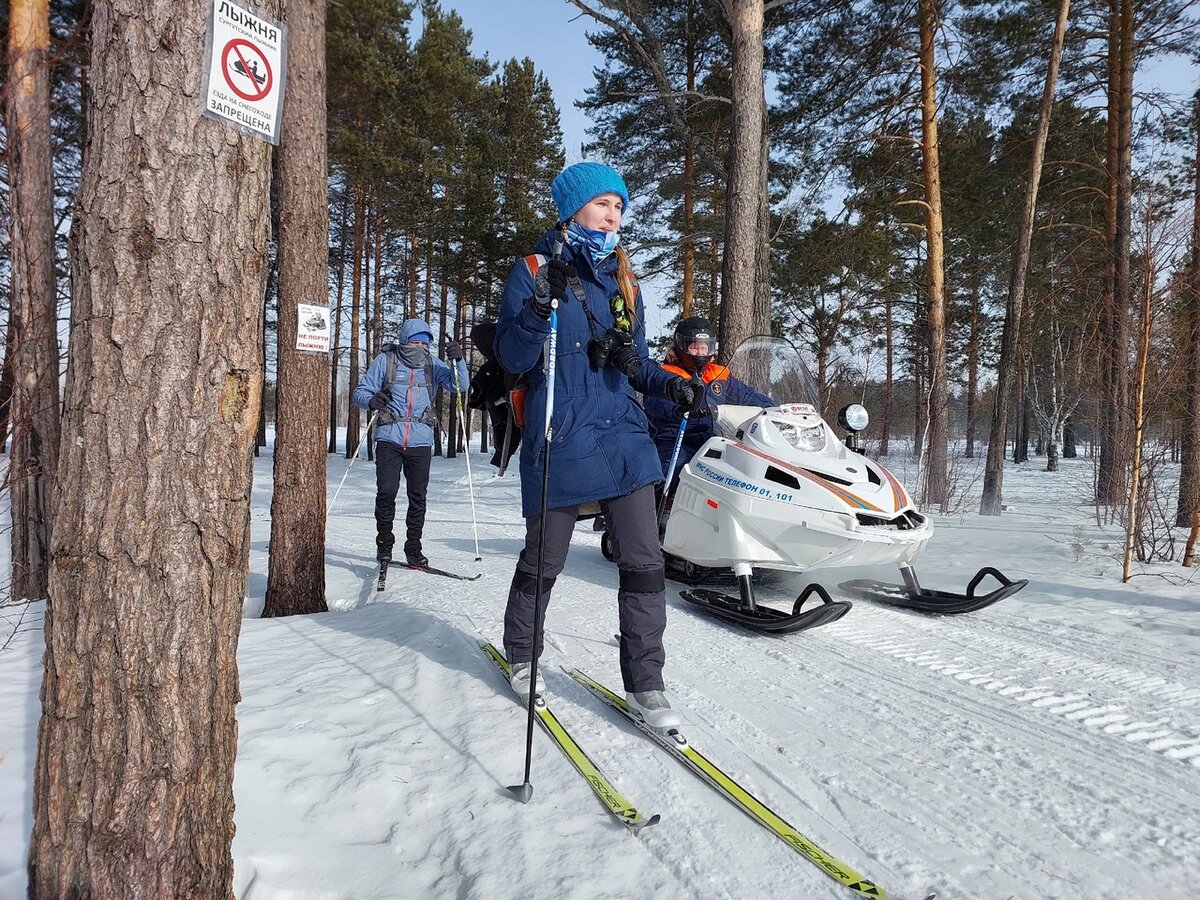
[293,602,533,796]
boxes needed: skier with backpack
[494,161,701,730]
[353,318,469,569]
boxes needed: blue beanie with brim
[551,162,630,223]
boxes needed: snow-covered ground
[1,445,1198,899]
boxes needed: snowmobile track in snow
[832,608,1200,769]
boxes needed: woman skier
[494,162,700,729]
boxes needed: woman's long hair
[614,245,640,330]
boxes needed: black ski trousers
[503,484,667,693]
[374,441,432,556]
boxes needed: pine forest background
[3,0,1200,575]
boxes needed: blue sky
[430,1,605,161]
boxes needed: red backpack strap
[522,253,548,278]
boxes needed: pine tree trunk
[881,284,893,457]
[965,284,981,458]
[1177,90,1200,527]
[265,0,329,618]
[7,0,62,600]
[28,0,273,891]
[1064,417,1077,457]
[439,235,452,459]
[1098,0,1133,506]
[716,0,765,360]
[682,0,697,318]
[329,195,349,454]
[980,0,1070,514]
[917,0,948,510]
[346,184,364,458]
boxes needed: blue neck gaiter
[568,220,620,266]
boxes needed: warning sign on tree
[296,304,331,354]
[202,0,287,144]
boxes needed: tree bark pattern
[29,0,273,894]
[7,0,62,600]
[265,0,330,617]
[716,0,765,360]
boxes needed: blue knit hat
[551,162,630,222]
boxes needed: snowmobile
[603,336,1026,634]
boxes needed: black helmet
[673,316,715,372]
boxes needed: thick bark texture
[917,0,948,510]
[265,0,330,617]
[980,0,1070,514]
[28,1,273,895]
[7,0,62,599]
[1177,91,1200,527]
[716,0,765,360]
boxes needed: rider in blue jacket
[644,315,774,496]
[494,162,700,728]
[353,318,469,568]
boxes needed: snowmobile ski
[404,563,482,581]
[838,565,1026,615]
[564,666,910,899]
[377,560,389,592]
[679,581,852,634]
[480,641,660,832]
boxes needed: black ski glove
[531,259,576,320]
[368,387,392,412]
[547,259,575,303]
[665,376,703,416]
[445,340,463,361]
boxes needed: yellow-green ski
[565,666,895,898]
[480,642,659,832]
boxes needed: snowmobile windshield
[720,335,821,417]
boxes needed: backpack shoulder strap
[523,253,548,277]
[386,348,397,389]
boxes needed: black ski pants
[374,441,432,556]
[503,484,667,693]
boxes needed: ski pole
[452,362,482,562]
[509,224,566,804]
[331,410,378,509]
[658,411,690,521]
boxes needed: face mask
[398,342,429,368]
[568,220,620,264]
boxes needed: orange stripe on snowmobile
[877,464,908,511]
[734,442,885,512]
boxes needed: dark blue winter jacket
[496,229,675,517]
[644,356,774,481]
[352,318,469,449]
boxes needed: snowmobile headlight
[838,403,869,433]
[777,420,826,452]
